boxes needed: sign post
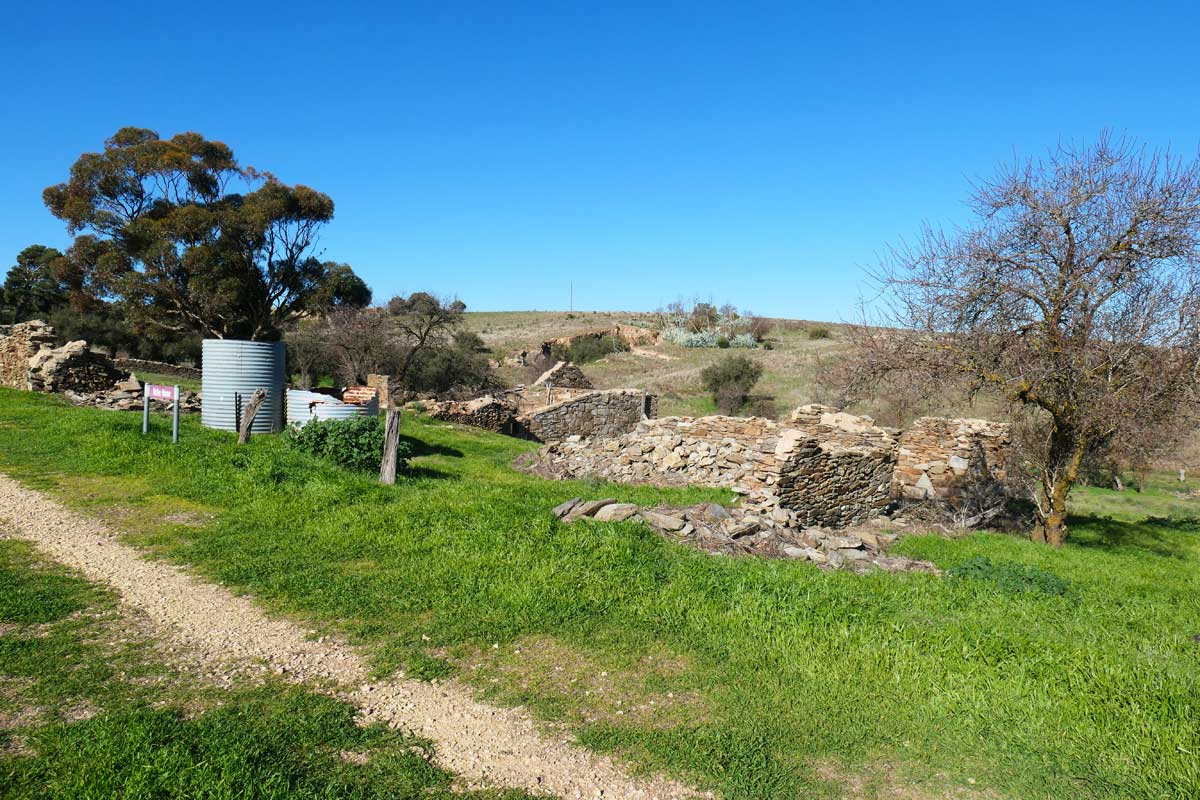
[143,384,181,443]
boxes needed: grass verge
[0,389,1196,799]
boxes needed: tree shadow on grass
[1069,513,1200,560]
[399,435,463,459]
[400,464,459,482]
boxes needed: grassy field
[464,311,1006,424]
[0,537,531,799]
[0,389,1197,799]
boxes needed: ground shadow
[1068,513,1199,560]
[399,435,463,458]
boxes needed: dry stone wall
[517,390,653,443]
[532,361,592,389]
[114,357,200,381]
[29,341,123,394]
[523,404,1013,529]
[894,416,1013,501]
[0,321,56,389]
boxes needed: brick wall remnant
[894,416,1013,501]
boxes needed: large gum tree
[43,127,365,340]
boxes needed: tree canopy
[41,127,367,340]
[844,134,1200,545]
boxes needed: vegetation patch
[947,556,1071,597]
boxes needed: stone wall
[894,416,1013,501]
[28,340,122,394]
[524,407,898,527]
[522,404,1012,529]
[532,361,592,389]
[114,357,200,381]
[517,389,656,443]
[426,394,520,434]
[0,320,56,389]
[541,324,658,356]
[366,373,393,409]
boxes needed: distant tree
[2,245,67,322]
[386,293,467,383]
[305,262,372,311]
[42,127,368,341]
[320,308,400,385]
[842,135,1200,546]
[689,303,719,332]
[701,355,764,415]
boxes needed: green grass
[0,388,1197,799]
[133,371,201,393]
[0,537,530,800]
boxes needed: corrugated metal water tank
[311,400,377,422]
[286,389,378,428]
[201,339,286,433]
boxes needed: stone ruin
[0,320,121,394]
[532,361,592,390]
[540,324,658,357]
[519,404,1014,571]
[0,319,197,412]
[423,386,657,443]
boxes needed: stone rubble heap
[28,339,123,394]
[551,495,939,574]
[62,375,201,413]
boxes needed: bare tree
[843,134,1200,546]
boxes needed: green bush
[550,334,627,364]
[700,355,764,415]
[947,556,1071,597]
[807,326,832,340]
[286,416,407,473]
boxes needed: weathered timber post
[237,388,268,444]
[380,409,402,485]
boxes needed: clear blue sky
[4,1,1199,319]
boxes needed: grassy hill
[466,310,1001,425]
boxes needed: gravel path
[0,473,708,800]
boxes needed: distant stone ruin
[521,404,1013,529]
[424,386,656,443]
[540,324,658,357]
[532,361,592,390]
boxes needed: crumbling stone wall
[366,374,393,409]
[541,324,658,356]
[894,416,1013,501]
[532,361,592,389]
[0,320,56,389]
[426,394,520,433]
[517,389,657,443]
[29,341,122,394]
[525,408,898,527]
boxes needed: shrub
[807,326,832,340]
[748,316,773,341]
[717,336,730,349]
[947,556,1071,597]
[701,355,764,415]
[729,333,757,348]
[286,415,408,473]
[550,334,627,364]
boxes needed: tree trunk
[1032,424,1085,548]
[237,388,267,445]
[379,409,402,485]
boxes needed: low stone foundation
[521,404,1014,529]
[114,357,200,381]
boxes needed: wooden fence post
[380,409,402,485]
[237,388,268,444]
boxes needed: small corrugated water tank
[286,389,378,428]
[201,339,286,433]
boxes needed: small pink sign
[147,384,177,401]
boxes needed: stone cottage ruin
[523,404,1012,528]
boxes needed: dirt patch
[813,757,999,800]
[460,635,710,730]
[0,472,710,800]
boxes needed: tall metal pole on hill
[570,282,573,313]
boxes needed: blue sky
[3,1,1199,319]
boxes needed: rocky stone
[564,498,617,522]
[893,416,1013,502]
[593,503,639,522]
[551,497,583,518]
[639,510,686,531]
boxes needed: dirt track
[0,473,707,800]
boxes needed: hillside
[466,310,1000,426]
